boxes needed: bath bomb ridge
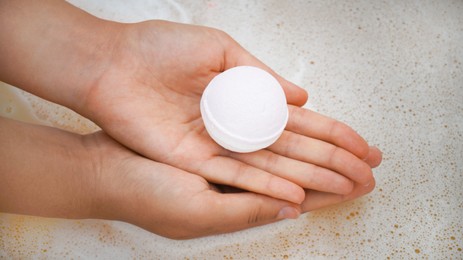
[200,66,288,153]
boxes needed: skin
[0,0,382,239]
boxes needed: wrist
[0,117,98,218]
[0,1,123,116]
[80,132,135,222]
[49,16,125,115]
[64,19,125,114]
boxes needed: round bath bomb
[200,66,288,153]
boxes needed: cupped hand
[0,115,380,239]
[80,20,381,204]
[87,131,381,239]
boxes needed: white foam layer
[1,0,462,259]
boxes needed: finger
[364,146,383,168]
[279,78,309,107]
[194,191,301,237]
[286,105,370,160]
[198,156,305,204]
[239,53,308,107]
[229,149,354,195]
[302,178,376,212]
[223,38,308,106]
[269,131,374,185]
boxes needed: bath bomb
[200,66,288,153]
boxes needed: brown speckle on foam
[1,0,462,259]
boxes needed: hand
[0,116,379,239]
[1,116,298,239]
[0,2,382,204]
[88,131,381,239]
[78,20,381,204]
[85,131,300,239]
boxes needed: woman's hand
[90,131,380,239]
[0,116,300,239]
[79,20,381,204]
[0,116,379,239]
[0,1,382,205]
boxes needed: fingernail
[363,145,381,159]
[277,207,300,220]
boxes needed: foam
[1,1,462,259]
[0,82,99,134]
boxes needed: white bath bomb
[200,66,288,153]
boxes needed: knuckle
[300,164,318,188]
[283,132,301,155]
[326,144,340,166]
[263,152,280,172]
[229,163,248,187]
[328,120,351,140]
[287,105,306,131]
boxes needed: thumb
[239,52,308,107]
[200,192,301,236]
[222,36,308,107]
